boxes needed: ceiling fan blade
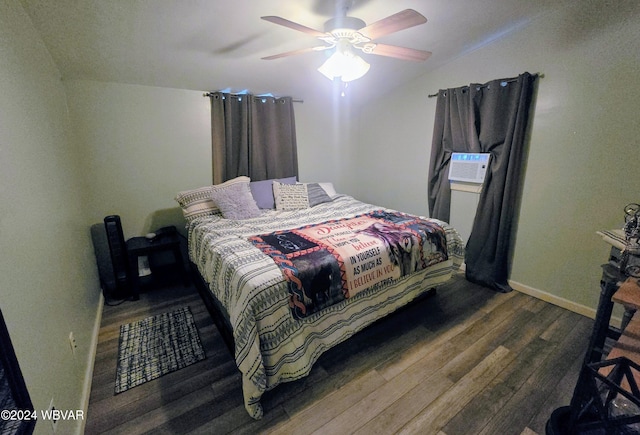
[262,46,331,60]
[357,9,427,41]
[367,43,432,61]
[261,16,327,38]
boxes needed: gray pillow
[210,181,261,220]
[307,183,333,207]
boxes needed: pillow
[306,183,334,207]
[210,178,261,220]
[273,182,309,211]
[175,176,251,221]
[250,176,297,209]
[318,182,338,198]
[175,186,217,221]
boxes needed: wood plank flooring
[85,273,593,434]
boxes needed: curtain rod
[203,92,303,103]
[427,73,543,98]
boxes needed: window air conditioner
[448,153,491,184]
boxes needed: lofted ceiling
[20,0,562,104]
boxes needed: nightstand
[126,230,188,300]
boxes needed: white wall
[64,81,350,237]
[65,81,212,238]
[353,1,640,311]
[0,1,101,433]
[347,91,433,217]
[295,94,357,192]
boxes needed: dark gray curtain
[210,92,299,184]
[428,72,536,292]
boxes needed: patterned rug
[115,306,206,394]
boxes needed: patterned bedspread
[188,195,464,419]
[249,210,449,319]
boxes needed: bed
[177,177,465,419]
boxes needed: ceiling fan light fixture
[323,16,366,33]
[317,44,370,82]
[261,9,430,83]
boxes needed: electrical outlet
[68,332,77,355]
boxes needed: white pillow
[249,176,297,209]
[273,182,309,211]
[318,182,337,197]
[175,176,251,221]
[175,185,217,222]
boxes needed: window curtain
[210,92,299,184]
[428,72,536,292]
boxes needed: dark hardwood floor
[85,272,593,434]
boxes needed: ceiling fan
[260,8,431,82]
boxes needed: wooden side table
[126,232,188,300]
[584,264,626,364]
[596,278,640,395]
[612,277,640,331]
[586,229,630,362]
[559,277,640,433]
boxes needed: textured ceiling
[20,0,563,104]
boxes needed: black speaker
[103,215,130,298]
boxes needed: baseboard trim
[458,263,620,324]
[508,279,594,318]
[78,293,103,435]
[509,279,622,327]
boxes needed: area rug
[115,306,206,394]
